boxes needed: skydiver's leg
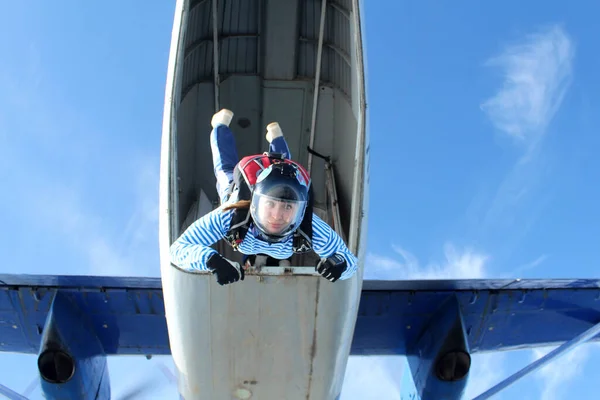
[210,109,238,204]
[266,122,291,159]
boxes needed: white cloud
[481,25,574,146]
[342,356,403,399]
[365,243,489,280]
[464,353,507,399]
[107,356,179,399]
[530,344,599,400]
[471,25,575,255]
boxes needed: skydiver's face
[257,198,298,234]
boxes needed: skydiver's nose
[271,207,284,220]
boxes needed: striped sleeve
[310,213,358,280]
[169,207,233,272]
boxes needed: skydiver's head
[249,162,309,242]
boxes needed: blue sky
[1,0,600,399]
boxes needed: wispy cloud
[464,353,507,399]
[470,25,575,256]
[481,25,574,147]
[506,253,549,277]
[365,243,489,280]
[530,344,599,400]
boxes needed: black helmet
[250,162,309,242]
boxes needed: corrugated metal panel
[297,0,320,78]
[185,0,212,49]
[182,0,213,97]
[323,46,351,99]
[218,0,259,74]
[333,0,353,13]
[219,0,259,34]
[329,3,351,56]
[325,4,351,96]
[182,0,259,99]
[297,0,352,97]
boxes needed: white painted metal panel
[160,264,361,399]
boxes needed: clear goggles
[250,192,306,237]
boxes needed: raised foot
[211,109,234,128]
[266,122,283,143]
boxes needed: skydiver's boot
[212,109,234,128]
[266,122,283,143]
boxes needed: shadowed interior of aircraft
[169,0,367,268]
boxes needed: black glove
[316,254,347,282]
[207,253,244,285]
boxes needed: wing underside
[1,275,599,356]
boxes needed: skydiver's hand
[316,254,347,282]
[207,254,244,285]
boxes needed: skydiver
[169,108,358,286]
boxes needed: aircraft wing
[0,274,170,356]
[353,278,600,355]
[1,274,599,355]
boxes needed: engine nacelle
[404,294,471,400]
[38,292,110,400]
